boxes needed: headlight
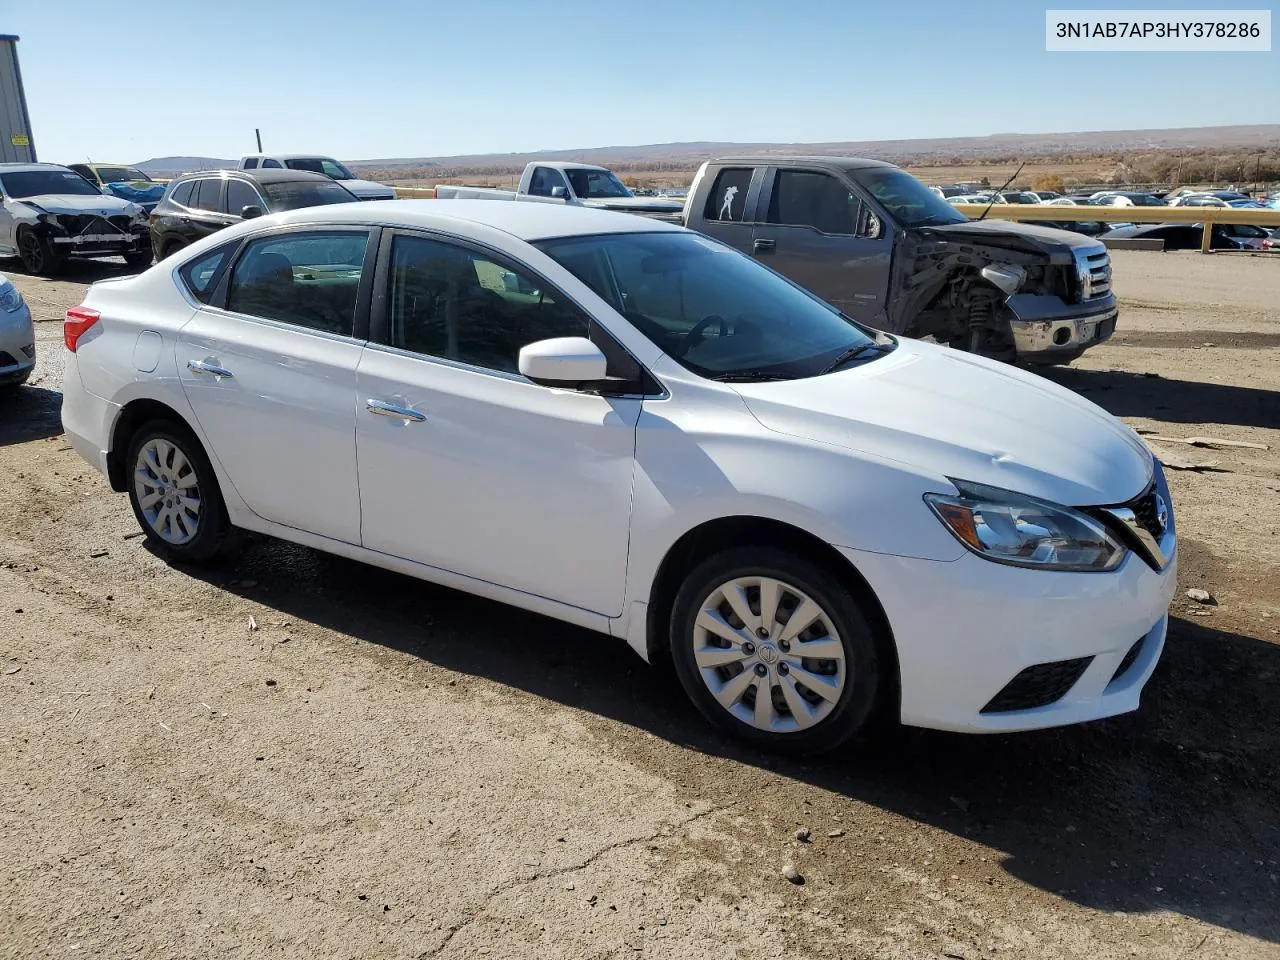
[925,479,1126,572]
[0,276,23,313]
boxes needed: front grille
[1085,251,1111,297]
[981,657,1093,713]
[0,350,17,368]
[108,215,133,232]
[1128,483,1163,541]
[1109,637,1145,685]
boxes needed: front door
[355,231,640,616]
[750,168,892,325]
[177,228,374,544]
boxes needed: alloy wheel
[133,437,202,545]
[692,575,846,733]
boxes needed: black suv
[150,169,360,260]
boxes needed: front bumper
[839,531,1177,734]
[1006,292,1117,364]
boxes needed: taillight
[65,306,101,352]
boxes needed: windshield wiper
[820,342,894,375]
[709,369,792,383]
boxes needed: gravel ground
[1,250,1278,960]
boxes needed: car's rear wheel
[126,420,233,563]
[17,229,61,276]
[670,547,882,754]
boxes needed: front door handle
[187,359,233,380]
[366,399,426,423]
[752,238,776,254]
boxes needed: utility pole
[255,128,262,152]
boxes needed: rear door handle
[752,238,776,254]
[187,359,233,380]
[366,399,426,423]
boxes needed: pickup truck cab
[237,154,395,201]
[434,162,683,220]
[683,157,1117,364]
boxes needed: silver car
[0,272,34,387]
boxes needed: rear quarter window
[178,244,234,304]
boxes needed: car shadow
[180,535,1280,944]
[0,256,146,283]
[1039,366,1280,430]
[0,385,63,445]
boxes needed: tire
[125,419,234,563]
[17,228,62,276]
[124,249,152,269]
[669,547,882,754]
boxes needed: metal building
[0,35,36,163]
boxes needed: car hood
[732,338,1152,507]
[582,196,685,213]
[921,217,1104,259]
[341,179,396,197]
[14,193,140,216]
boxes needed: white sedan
[60,201,1177,752]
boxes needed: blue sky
[6,0,1276,163]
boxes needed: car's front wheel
[126,420,234,563]
[17,229,62,276]
[670,548,883,754]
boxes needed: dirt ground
[1,250,1278,960]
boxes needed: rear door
[749,167,892,325]
[176,227,376,544]
[184,177,235,245]
[693,165,763,254]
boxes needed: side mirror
[550,186,568,200]
[518,337,607,387]
[240,204,264,219]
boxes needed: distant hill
[345,124,1280,174]
[135,156,235,177]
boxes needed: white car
[60,201,1177,752]
[0,272,35,387]
[237,154,396,201]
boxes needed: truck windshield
[284,158,356,181]
[853,168,967,227]
[565,168,632,199]
[262,179,360,211]
[95,166,152,184]
[537,231,888,381]
[1,170,104,199]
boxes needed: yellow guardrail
[951,203,1280,253]
[392,186,437,198]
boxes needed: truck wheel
[17,229,62,276]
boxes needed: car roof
[709,155,899,171]
[0,162,75,173]
[242,153,337,161]
[172,168,334,184]
[270,198,685,241]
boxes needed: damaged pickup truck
[0,163,152,276]
[683,157,1115,363]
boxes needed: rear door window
[767,170,858,235]
[226,231,370,337]
[528,166,568,197]
[703,168,754,223]
[192,179,223,213]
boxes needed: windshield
[1,169,104,199]
[284,158,355,180]
[537,231,885,380]
[96,166,152,183]
[853,167,966,226]
[262,179,359,211]
[564,168,632,199]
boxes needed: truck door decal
[719,185,738,220]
